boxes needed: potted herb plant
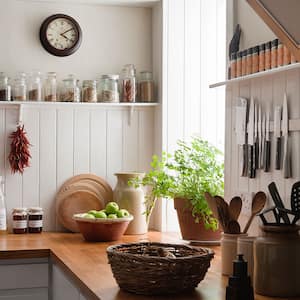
[129,136,224,241]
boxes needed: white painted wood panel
[0,105,156,231]
[225,68,300,234]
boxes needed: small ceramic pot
[221,233,248,275]
[254,225,300,297]
[237,236,256,282]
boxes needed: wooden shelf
[0,101,159,109]
[209,63,300,88]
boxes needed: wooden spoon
[227,220,241,234]
[243,191,267,233]
[215,196,230,232]
[228,196,242,221]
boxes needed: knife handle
[241,144,248,177]
[283,137,291,178]
[264,140,271,172]
[275,137,281,170]
[254,141,259,169]
[248,145,255,178]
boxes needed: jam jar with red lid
[28,207,43,233]
[12,208,27,234]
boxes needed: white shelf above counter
[21,0,160,7]
[209,62,300,88]
[0,101,159,109]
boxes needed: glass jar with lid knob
[13,73,27,101]
[0,72,11,101]
[98,74,119,103]
[28,207,43,233]
[60,74,80,102]
[44,72,57,102]
[121,64,136,103]
[28,71,42,101]
[12,208,27,234]
[82,80,97,102]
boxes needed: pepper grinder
[226,254,254,300]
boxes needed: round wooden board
[58,174,113,203]
[57,190,104,232]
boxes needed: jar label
[28,220,43,228]
[13,220,27,229]
[0,208,6,230]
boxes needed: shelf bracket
[128,106,134,126]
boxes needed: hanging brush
[8,105,31,174]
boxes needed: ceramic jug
[113,172,147,235]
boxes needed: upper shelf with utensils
[209,62,300,88]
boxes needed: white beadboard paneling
[39,108,57,231]
[90,110,107,179]
[122,109,139,171]
[22,108,40,209]
[5,109,23,230]
[73,109,90,174]
[107,110,123,188]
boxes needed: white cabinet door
[0,287,48,300]
[51,264,80,300]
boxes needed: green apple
[94,211,107,218]
[87,210,98,216]
[117,209,130,218]
[105,202,119,214]
[83,213,96,219]
[107,214,118,219]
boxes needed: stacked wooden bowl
[56,174,113,232]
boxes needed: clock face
[40,14,82,57]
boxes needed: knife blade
[254,102,259,169]
[236,97,248,177]
[258,104,262,169]
[282,93,291,178]
[263,108,271,172]
[248,98,255,178]
[274,105,282,170]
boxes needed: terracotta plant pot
[174,197,222,243]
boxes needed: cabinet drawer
[0,264,48,290]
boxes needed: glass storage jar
[121,64,136,102]
[28,207,43,233]
[138,71,154,102]
[44,72,57,102]
[12,208,27,234]
[13,77,27,101]
[60,75,80,102]
[0,72,11,101]
[82,80,97,102]
[98,74,119,102]
[28,71,42,101]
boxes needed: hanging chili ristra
[8,125,31,174]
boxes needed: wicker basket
[106,242,214,295]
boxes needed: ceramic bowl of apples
[73,202,133,242]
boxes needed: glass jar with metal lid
[0,72,11,101]
[138,71,154,102]
[12,208,27,234]
[13,76,27,101]
[60,74,80,102]
[98,74,119,103]
[82,80,97,102]
[28,207,43,233]
[121,64,136,102]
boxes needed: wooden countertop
[0,232,296,300]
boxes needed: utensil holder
[221,233,248,275]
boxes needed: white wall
[0,0,152,80]
[234,0,276,50]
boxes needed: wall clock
[40,14,82,57]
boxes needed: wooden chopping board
[56,189,104,232]
[58,174,113,203]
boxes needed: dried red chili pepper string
[8,125,31,174]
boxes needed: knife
[258,105,263,169]
[274,105,282,170]
[248,98,255,178]
[254,102,259,169]
[263,108,271,172]
[282,93,291,178]
[236,98,248,177]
